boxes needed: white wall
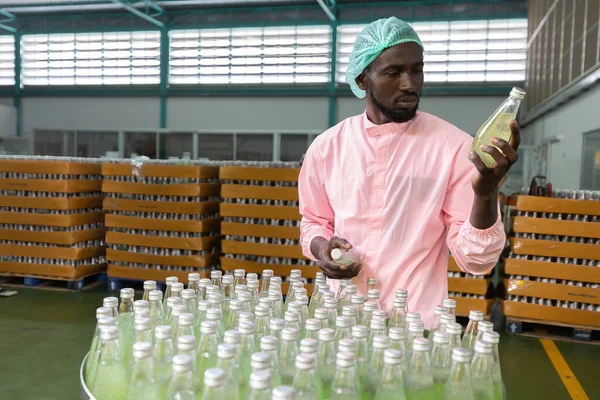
[522,85,600,189]
[0,97,16,136]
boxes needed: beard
[368,86,419,123]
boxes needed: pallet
[0,271,106,291]
[506,316,600,344]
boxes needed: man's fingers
[331,236,352,250]
[509,120,521,151]
[491,138,518,164]
[469,150,488,174]
[480,145,508,170]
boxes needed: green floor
[1,287,599,400]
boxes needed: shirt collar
[362,110,419,137]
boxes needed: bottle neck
[98,337,123,364]
[131,357,154,381]
[410,350,431,373]
[134,329,153,344]
[447,360,472,383]
[154,338,174,361]
[120,299,134,313]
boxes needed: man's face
[356,42,424,123]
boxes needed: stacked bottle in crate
[101,159,221,286]
[504,190,600,328]
[447,256,495,318]
[219,162,318,295]
[0,156,105,288]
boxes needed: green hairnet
[345,17,424,99]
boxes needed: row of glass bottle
[85,269,503,400]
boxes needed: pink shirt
[298,111,505,328]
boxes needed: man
[298,17,518,327]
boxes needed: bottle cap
[316,272,325,280]
[229,299,242,310]
[373,335,390,349]
[200,321,218,334]
[237,284,249,293]
[251,352,271,370]
[98,317,115,328]
[395,288,408,299]
[510,87,526,99]
[149,290,162,301]
[133,341,152,359]
[206,285,220,296]
[247,279,259,289]
[103,296,118,308]
[155,325,173,340]
[388,327,405,340]
[272,386,296,400]
[338,338,356,353]
[478,321,494,332]
[342,306,356,317]
[446,322,463,335]
[474,339,492,354]
[239,321,255,335]
[367,278,378,286]
[434,305,448,315]
[268,291,280,301]
[255,305,270,317]
[198,278,211,288]
[143,280,157,291]
[204,367,226,387]
[209,293,222,305]
[351,325,369,339]
[177,335,196,351]
[96,306,112,319]
[469,310,484,321]
[336,316,351,328]
[336,351,355,368]
[409,322,424,334]
[100,326,119,340]
[197,300,211,312]
[134,299,149,309]
[364,301,378,312]
[372,310,387,321]
[247,272,259,281]
[260,298,274,308]
[295,353,316,370]
[224,330,241,345]
[136,308,150,318]
[452,347,471,362]
[238,292,251,303]
[330,248,343,261]
[234,269,245,278]
[222,275,234,285]
[324,298,337,309]
[188,273,200,282]
[305,318,322,331]
[351,295,365,305]
[443,299,456,309]
[249,370,271,390]
[262,269,274,278]
[393,298,406,308]
[440,313,455,324]
[383,348,403,364]
[239,312,254,323]
[181,289,196,300]
[345,284,357,294]
[171,282,184,293]
[217,343,236,359]
[314,308,329,319]
[206,309,222,321]
[269,318,285,331]
[433,331,451,344]
[260,335,278,351]
[167,297,182,308]
[295,295,309,306]
[318,328,335,341]
[367,289,380,299]
[284,310,299,322]
[300,338,318,353]
[412,337,430,352]
[271,276,282,285]
[370,318,386,330]
[134,317,151,331]
[405,312,420,323]
[166,276,178,285]
[281,327,299,341]
[482,331,500,344]
[171,305,185,318]
[211,270,222,279]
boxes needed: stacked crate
[447,256,495,317]
[219,162,318,295]
[102,159,221,286]
[0,156,105,289]
[504,193,600,329]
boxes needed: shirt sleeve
[298,142,335,261]
[442,140,506,275]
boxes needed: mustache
[396,92,419,102]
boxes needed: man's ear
[355,72,368,91]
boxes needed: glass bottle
[471,340,495,400]
[279,327,300,386]
[406,322,425,358]
[118,288,135,358]
[239,311,255,328]
[269,289,284,319]
[196,300,211,337]
[246,370,272,400]
[340,284,357,314]
[442,299,457,318]
[238,292,253,314]
[200,367,226,400]
[210,270,222,289]
[250,351,271,375]
[153,325,174,399]
[350,325,369,392]
[403,312,421,337]
[142,280,156,302]
[197,321,219,385]
[233,269,246,288]
[307,283,326,318]
[272,386,297,400]
[475,321,494,342]
[129,317,153,370]
[284,310,301,333]
[367,278,379,292]
[444,347,475,400]
[427,304,448,344]
[295,295,310,330]
[223,330,245,396]
[461,311,484,351]
[254,305,270,341]
[341,306,357,328]
[270,318,286,341]
[368,318,387,351]
[374,348,406,400]
[165,297,182,325]
[338,338,356,356]
[198,278,210,302]
[362,301,377,328]
[221,275,235,315]
[324,298,338,330]
[174,313,195,344]
[177,335,199,392]
[438,313,456,335]
[285,280,303,313]
[350,295,365,325]
[385,298,404,330]
[300,338,318,356]
[446,322,463,352]
[247,279,260,311]
[206,308,224,341]
[330,351,359,400]
[238,321,257,397]
[260,269,273,297]
[364,335,390,398]
[334,316,352,347]
[171,282,184,301]
[483,331,504,400]
[134,301,149,318]
[181,289,197,316]
[208,293,223,314]
[314,308,330,330]
[85,308,114,386]
[187,273,201,299]
[471,87,526,167]
[148,290,164,330]
[395,289,409,312]
[366,289,381,310]
[126,341,161,400]
[168,304,185,333]
[225,299,243,331]
[316,328,337,399]
[216,343,240,400]
[430,332,452,397]
[304,318,322,340]
[293,353,319,400]
[91,326,128,400]
[405,338,436,399]
[260,336,282,388]
[166,354,196,400]
[162,276,178,314]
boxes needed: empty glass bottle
[200,367,226,400]
[362,301,377,328]
[246,370,272,400]
[350,295,365,325]
[279,327,299,386]
[427,305,448,345]
[446,323,463,352]
[374,349,406,400]
[210,270,222,289]
[216,343,240,400]
[148,290,164,330]
[198,279,210,302]
[314,308,330,330]
[126,342,161,400]
[206,309,224,341]
[260,336,282,388]
[293,353,319,400]
[444,347,475,400]
[342,306,357,328]
[175,313,195,344]
[367,278,380,292]
[335,316,352,347]
[91,326,128,400]
[224,330,245,396]
[405,338,436,399]
[177,335,199,392]
[395,289,409,312]
[269,289,284,319]
[389,297,408,329]
[166,354,196,400]
[260,269,273,297]
[165,297,182,325]
[324,297,338,329]
[330,351,359,400]
[196,300,211,337]
[153,325,174,398]
[142,280,156,302]
[365,335,390,398]
[471,340,495,400]
[300,338,318,356]
[482,331,504,400]
[221,275,235,315]
[430,332,452,398]
[284,310,301,333]
[254,305,270,341]
[368,317,387,350]
[181,289,197,316]
[438,313,456,335]
[163,277,178,314]
[196,321,219,385]
[247,279,261,311]
[234,269,246,288]
[168,305,186,333]
[475,321,494,342]
[304,318,321,340]
[442,299,457,318]
[461,311,484,351]
[404,312,421,337]
[187,273,201,299]
[226,299,243,331]
[316,328,337,399]
[308,283,327,318]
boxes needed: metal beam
[0,8,15,20]
[109,0,164,27]
[316,0,336,22]
[0,22,16,33]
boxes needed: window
[0,35,15,86]
[20,31,160,85]
[169,25,332,85]
[336,19,527,84]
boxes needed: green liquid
[92,363,128,400]
[126,380,162,400]
[85,338,99,387]
[493,383,504,400]
[405,383,444,400]
[374,386,407,400]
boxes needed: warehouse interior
[0,0,599,399]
